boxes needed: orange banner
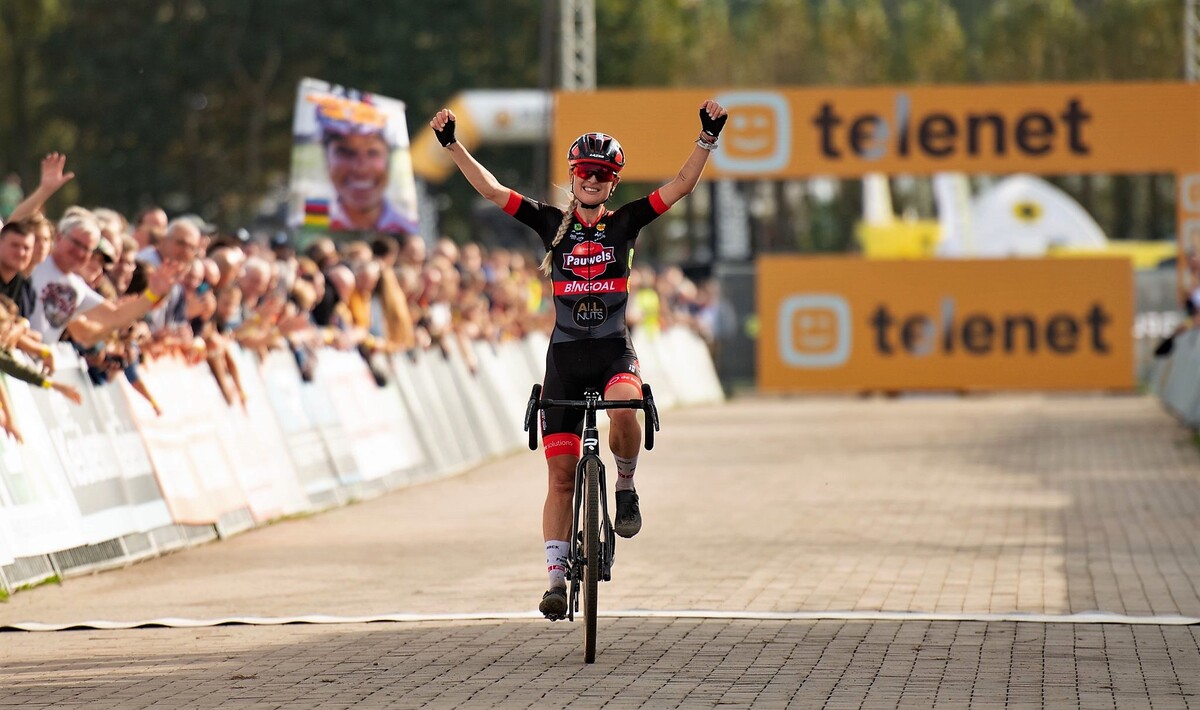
[554,83,1200,181]
[758,256,1134,392]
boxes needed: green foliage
[819,0,892,84]
[977,0,1089,81]
[0,573,62,601]
[894,0,967,82]
[0,0,1187,237]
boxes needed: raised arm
[65,260,187,348]
[655,100,728,209]
[8,153,75,223]
[429,109,512,209]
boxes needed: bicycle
[523,382,661,663]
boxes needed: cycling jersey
[503,190,669,344]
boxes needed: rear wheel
[581,456,600,663]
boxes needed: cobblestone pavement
[3,395,1200,708]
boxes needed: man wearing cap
[136,218,200,333]
[29,209,184,345]
[79,233,119,301]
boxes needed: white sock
[614,453,638,492]
[545,540,569,589]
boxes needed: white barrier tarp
[658,328,724,406]
[471,341,529,450]
[0,329,723,582]
[446,344,508,459]
[28,349,136,543]
[227,347,309,520]
[185,347,306,524]
[0,376,84,557]
[388,353,447,474]
[375,370,428,477]
[1160,329,1200,426]
[0,506,15,568]
[303,353,362,487]
[407,351,471,474]
[124,357,250,525]
[89,372,172,534]
[426,350,484,468]
[631,331,678,411]
[259,349,343,506]
[318,349,423,481]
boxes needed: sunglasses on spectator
[572,165,617,183]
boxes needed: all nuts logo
[563,241,615,280]
[572,296,608,327]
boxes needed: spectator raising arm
[65,260,188,348]
[8,153,75,223]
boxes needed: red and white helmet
[567,132,625,172]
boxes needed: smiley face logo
[793,309,839,354]
[714,91,791,174]
[727,107,779,160]
[778,294,851,369]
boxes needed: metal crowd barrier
[0,328,723,597]
[1151,327,1200,428]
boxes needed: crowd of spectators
[0,152,729,442]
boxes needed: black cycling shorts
[540,337,641,458]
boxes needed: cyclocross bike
[523,382,661,664]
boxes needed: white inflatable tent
[967,174,1107,257]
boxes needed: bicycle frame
[569,391,615,597]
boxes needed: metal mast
[1188,0,1200,81]
[560,0,596,91]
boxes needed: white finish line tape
[4,609,1199,632]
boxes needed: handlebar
[523,383,661,452]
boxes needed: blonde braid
[539,196,579,276]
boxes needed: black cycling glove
[435,118,457,147]
[699,108,728,140]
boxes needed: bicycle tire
[582,456,600,663]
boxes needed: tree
[893,0,967,83]
[0,0,64,189]
[976,0,1088,82]
[817,0,892,85]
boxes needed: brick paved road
[3,395,1200,708]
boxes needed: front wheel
[581,456,600,663]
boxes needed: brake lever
[641,383,659,450]
[524,384,542,451]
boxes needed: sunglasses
[572,165,617,183]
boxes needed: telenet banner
[758,256,1134,392]
[554,83,1200,181]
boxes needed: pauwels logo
[563,241,615,280]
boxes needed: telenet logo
[713,92,791,173]
[812,92,1092,161]
[779,293,1116,370]
[778,294,852,369]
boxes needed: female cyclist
[430,99,728,620]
